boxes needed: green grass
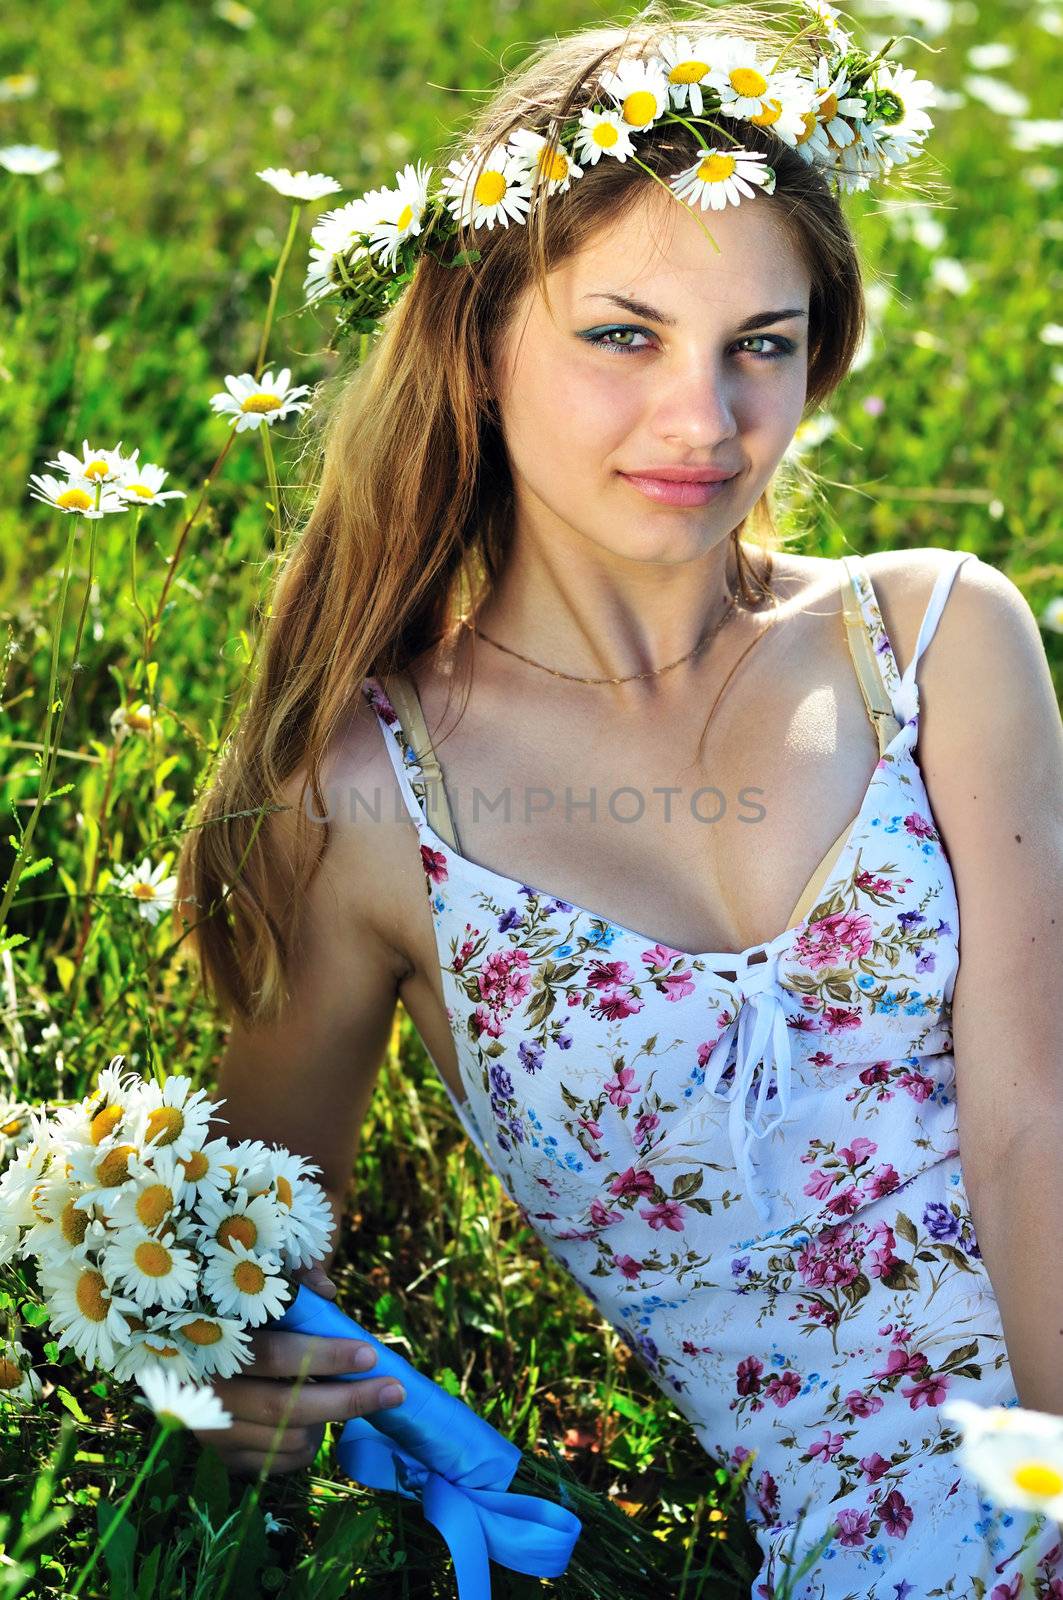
[0,0,1060,1593]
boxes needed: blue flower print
[922,1202,961,1242]
[519,1039,545,1075]
[497,906,523,932]
[489,1063,513,1099]
[897,911,925,931]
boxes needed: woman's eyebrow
[581,292,808,332]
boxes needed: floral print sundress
[361,549,1063,1599]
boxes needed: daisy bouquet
[0,1056,335,1384]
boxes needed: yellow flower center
[1013,1461,1063,1498]
[182,1318,224,1346]
[0,1358,25,1390]
[90,1104,123,1145]
[622,89,657,127]
[240,392,282,414]
[670,59,709,84]
[60,1198,88,1246]
[126,707,153,732]
[218,1214,257,1250]
[698,153,737,183]
[131,882,158,900]
[134,1239,174,1278]
[181,1149,209,1182]
[143,1337,181,1358]
[135,1183,174,1229]
[730,67,767,98]
[145,1105,184,1147]
[396,203,414,231]
[75,1268,110,1322]
[221,1163,239,1187]
[818,90,839,121]
[473,169,507,207]
[1,1116,24,1137]
[57,488,94,511]
[84,460,110,480]
[233,1259,266,1295]
[96,1144,137,1187]
[796,111,818,143]
[124,483,154,499]
[275,1174,293,1209]
[539,147,569,183]
[751,97,783,127]
[593,122,619,149]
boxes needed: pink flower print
[904,811,937,842]
[755,1469,780,1518]
[787,1013,821,1038]
[825,1184,865,1217]
[901,1371,950,1408]
[608,1166,656,1201]
[803,1167,837,1202]
[611,1252,643,1280]
[846,1389,884,1418]
[991,1579,1025,1600]
[865,1163,902,1199]
[840,1137,877,1165]
[603,1063,642,1108]
[590,985,645,1022]
[736,1355,764,1396]
[835,1508,872,1547]
[822,1005,863,1036]
[634,1110,660,1145]
[585,959,635,989]
[860,1451,892,1483]
[641,942,686,969]
[878,1488,914,1538]
[859,1062,890,1085]
[899,1068,935,1102]
[453,938,475,973]
[471,1004,506,1040]
[659,967,696,1001]
[807,1428,845,1463]
[873,1346,927,1381]
[854,868,893,894]
[764,1370,801,1407]
[578,1115,603,1141]
[794,909,875,972]
[638,1199,687,1232]
[421,843,449,885]
[478,948,532,1010]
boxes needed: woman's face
[489,186,812,565]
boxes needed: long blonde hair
[177,0,867,1024]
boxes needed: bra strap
[380,670,461,852]
[839,554,903,756]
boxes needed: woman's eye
[583,327,796,359]
[737,334,793,359]
[584,326,653,355]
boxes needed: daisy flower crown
[303,0,936,339]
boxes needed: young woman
[177,4,1063,1594]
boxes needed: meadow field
[0,0,1061,1594]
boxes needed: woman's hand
[191,1265,405,1477]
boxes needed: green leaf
[98,1497,137,1598]
[19,1301,50,1327]
[55,1385,91,1424]
[18,855,53,883]
[190,1443,230,1529]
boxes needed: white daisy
[808,55,867,148]
[706,36,783,121]
[0,1339,42,1404]
[791,103,833,163]
[1040,597,1063,633]
[823,124,894,190]
[801,0,854,53]
[670,147,775,211]
[44,1256,141,1370]
[45,439,141,486]
[247,1148,336,1269]
[169,1308,253,1379]
[654,33,718,117]
[0,74,39,103]
[110,700,155,740]
[102,1146,188,1232]
[304,196,374,303]
[174,1135,234,1205]
[137,1369,232,1431]
[505,130,583,197]
[195,1187,286,1260]
[358,161,434,271]
[942,1397,1063,1520]
[19,1165,104,1260]
[209,367,312,432]
[65,1127,149,1196]
[0,144,60,176]
[571,107,638,165]
[0,1097,35,1160]
[129,1076,218,1164]
[597,57,670,130]
[864,62,935,163]
[104,1225,199,1310]
[741,70,817,146]
[114,461,186,507]
[202,1238,290,1326]
[112,856,179,923]
[224,1137,280,1192]
[256,167,342,202]
[439,141,533,232]
[27,473,125,518]
[112,1313,200,1383]
[0,1132,56,1230]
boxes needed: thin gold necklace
[458,579,739,685]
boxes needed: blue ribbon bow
[270,1284,583,1598]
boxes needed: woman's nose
[653,359,739,447]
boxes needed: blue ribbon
[270,1284,583,1597]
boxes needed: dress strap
[376,671,462,851]
[839,554,904,756]
[892,550,979,727]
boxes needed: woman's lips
[619,471,737,507]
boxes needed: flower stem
[255,201,303,378]
[259,420,282,561]
[70,1419,178,1596]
